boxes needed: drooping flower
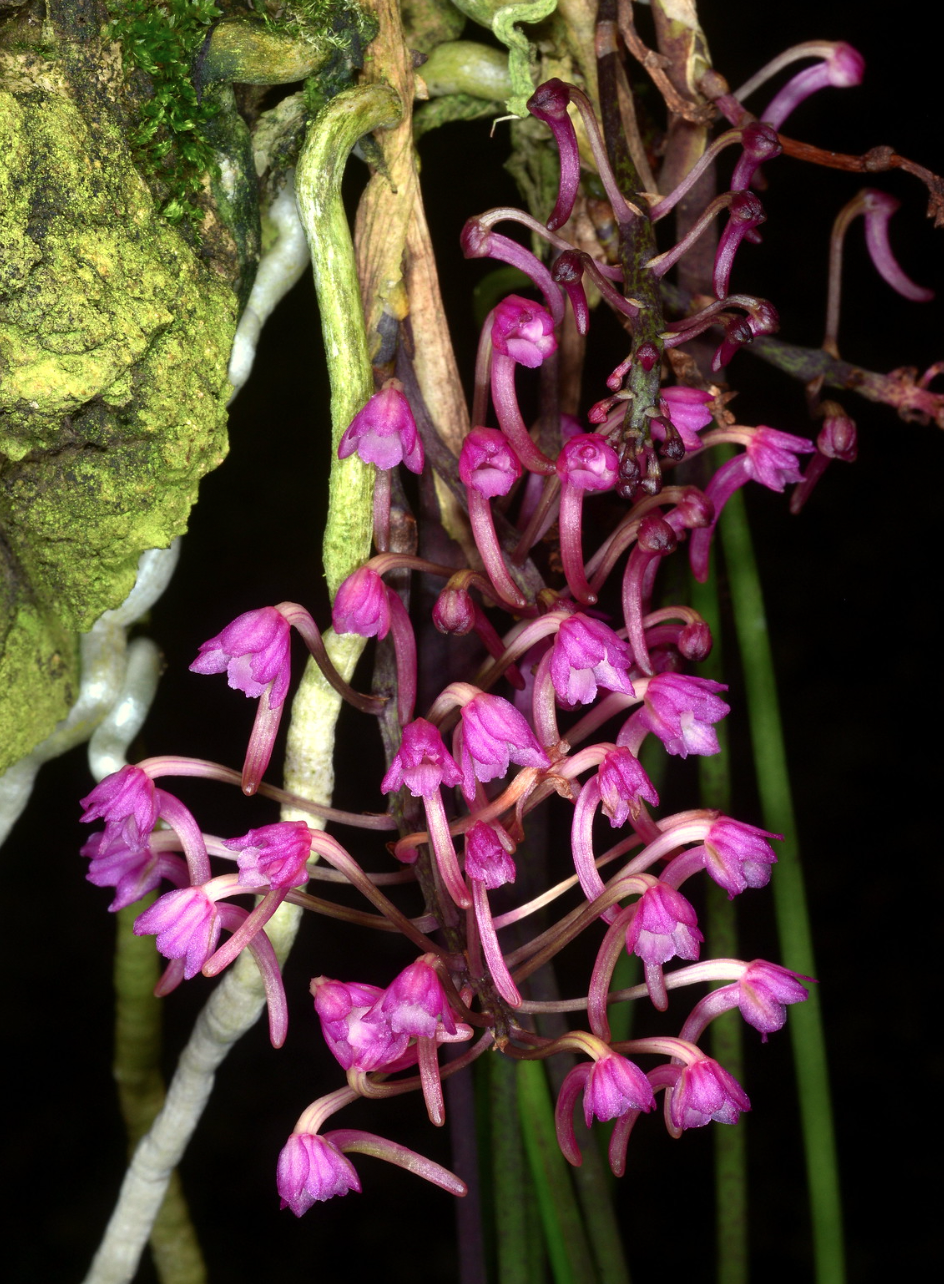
[548,614,635,706]
[735,960,810,1039]
[669,1057,751,1129]
[583,1053,655,1125]
[224,822,312,890]
[80,764,158,842]
[637,673,730,758]
[311,976,410,1072]
[190,606,292,708]
[374,958,457,1039]
[459,692,550,796]
[597,748,659,827]
[332,567,391,638]
[625,883,703,966]
[380,718,462,799]
[277,1132,361,1215]
[134,886,221,980]
[491,295,558,369]
[702,817,780,897]
[464,821,516,889]
[659,386,715,452]
[337,382,424,474]
[81,828,164,912]
[459,426,522,498]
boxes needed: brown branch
[777,137,944,228]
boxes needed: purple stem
[558,481,596,605]
[217,903,288,1047]
[387,588,418,726]
[326,1129,467,1195]
[241,687,284,795]
[467,489,529,610]
[490,354,556,473]
[424,790,472,910]
[203,886,288,975]
[154,790,211,885]
[471,878,521,1007]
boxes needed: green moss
[0,83,235,772]
[106,0,224,226]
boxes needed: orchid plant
[1,2,940,1283]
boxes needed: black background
[5,2,941,1281]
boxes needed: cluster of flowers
[80,44,925,1216]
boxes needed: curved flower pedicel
[489,296,558,474]
[458,427,527,609]
[556,433,620,604]
[381,718,469,908]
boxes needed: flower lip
[337,383,424,474]
[224,821,313,889]
[380,718,462,799]
[491,295,558,368]
[556,433,619,491]
[459,427,522,498]
[190,606,292,708]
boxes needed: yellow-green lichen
[0,80,236,773]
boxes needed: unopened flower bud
[678,620,713,660]
[433,586,476,635]
[637,514,678,555]
[817,403,858,461]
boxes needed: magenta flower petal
[491,296,557,369]
[703,817,780,897]
[548,615,635,706]
[660,386,714,451]
[80,764,158,836]
[375,959,457,1039]
[464,821,516,889]
[277,1132,361,1215]
[338,384,424,474]
[134,886,221,980]
[625,883,703,966]
[583,1053,655,1126]
[332,567,391,638]
[459,427,522,498]
[224,821,312,889]
[736,960,810,1039]
[597,748,659,827]
[459,692,550,795]
[555,434,619,492]
[669,1057,751,1129]
[190,606,292,708]
[311,976,410,1072]
[380,718,462,799]
[638,673,730,758]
